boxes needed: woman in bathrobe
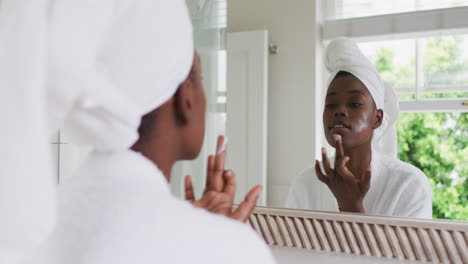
[286,38,432,219]
[27,0,274,263]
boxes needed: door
[226,30,269,206]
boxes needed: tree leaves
[397,112,468,221]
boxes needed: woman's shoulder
[375,152,429,184]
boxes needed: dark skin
[131,53,207,179]
[184,135,263,221]
[132,52,262,222]
[316,74,383,213]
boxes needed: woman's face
[322,74,382,149]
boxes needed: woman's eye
[350,102,362,107]
[325,103,336,108]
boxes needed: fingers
[335,156,353,178]
[198,191,231,214]
[214,136,227,168]
[231,185,263,222]
[205,155,214,189]
[184,175,195,201]
[223,170,236,197]
[315,160,329,184]
[360,165,372,194]
[321,147,334,179]
[334,134,344,159]
[209,136,226,192]
[216,135,228,155]
[207,155,215,171]
[333,135,354,179]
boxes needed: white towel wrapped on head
[49,0,194,151]
[325,37,400,158]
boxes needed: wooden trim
[249,207,468,263]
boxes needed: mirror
[53,0,468,223]
[226,0,468,222]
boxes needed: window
[358,37,468,220]
[421,35,468,98]
[327,0,468,19]
[359,39,416,100]
[322,2,468,220]
[359,34,468,102]
[397,112,468,220]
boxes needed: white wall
[227,0,325,207]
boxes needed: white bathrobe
[32,150,275,264]
[286,151,432,219]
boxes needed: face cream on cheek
[352,115,376,145]
[355,116,370,133]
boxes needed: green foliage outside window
[424,36,468,87]
[397,112,468,220]
[373,46,415,89]
[370,36,468,220]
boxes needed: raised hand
[185,135,263,222]
[315,134,371,213]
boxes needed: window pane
[328,0,468,19]
[397,112,468,220]
[421,34,468,99]
[359,39,416,100]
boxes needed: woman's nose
[334,105,348,117]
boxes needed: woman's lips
[330,126,350,133]
[328,121,351,133]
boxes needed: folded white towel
[49,0,194,151]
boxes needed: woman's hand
[185,135,263,222]
[315,134,371,213]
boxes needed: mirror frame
[249,207,468,263]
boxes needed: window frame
[322,5,468,113]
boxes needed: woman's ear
[173,78,195,125]
[373,109,384,129]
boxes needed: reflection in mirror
[227,0,468,221]
[286,38,432,219]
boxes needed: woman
[28,0,274,263]
[286,38,432,219]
